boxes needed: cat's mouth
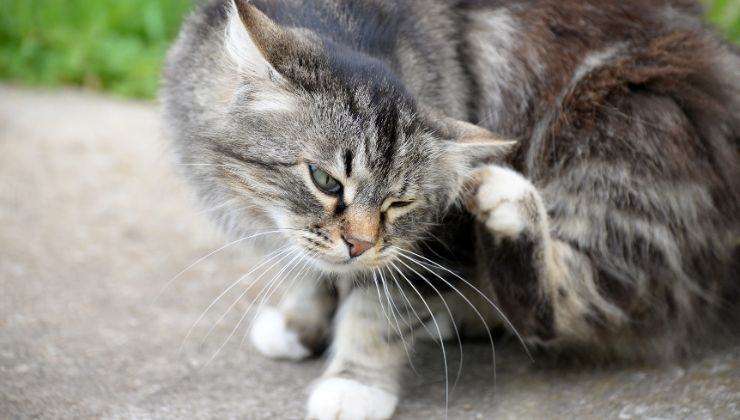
[307,252,388,274]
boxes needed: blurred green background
[0,0,193,99]
[0,0,738,100]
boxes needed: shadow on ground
[1,86,738,419]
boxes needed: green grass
[707,0,740,42]
[0,0,738,100]
[0,0,192,98]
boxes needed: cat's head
[193,1,511,273]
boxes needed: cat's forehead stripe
[344,149,353,178]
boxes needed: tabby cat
[161,0,740,418]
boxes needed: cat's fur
[161,0,740,418]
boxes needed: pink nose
[342,236,374,258]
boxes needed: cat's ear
[226,0,315,78]
[441,118,516,166]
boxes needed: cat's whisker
[418,236,454,265]
[235,249,306,331]
[175,163,231,167]
[385,267,433,339]
[203,248,302,366]
[370,270,400,347]
[212,205,262,229]
[254,251,306,309]
[381,268,426,375]
[174,163,221,167]
[395,250,500,396]
[388,262,450,419]
[154,229,292,303]
[374,269,417,372]
[379,269,416,335]
[195,198,242,215]
[378,270,406,337]
[199,248,298,351]
[241,253,315,348]
[272,254,316,310]
[204,203,258,218]
[178,245,292,355]
[395,247,533,361]
[392,258,465,392]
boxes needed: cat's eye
[309,164,342,195]
[389,200,413,209]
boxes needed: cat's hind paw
[307,377,398,420]
[466,165,542,239]
[250,306,310,360]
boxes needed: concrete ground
[1,86,738,419]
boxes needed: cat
[161,0,740,418]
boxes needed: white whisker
[241,253,314,348]
[385,267,434,339]
[396,251,500,395]
[388,263,450,419]
[273,255,316,310]
[195,198,242,215]
[395,247,532,361]
[379,270,416,336]
[370,270,400,346]
[179,245,292,354]
[374,270,416,371]
[200,248,298,357]
[202,249,302,366]
[175,163,227,167]
[392,258,464,392]
[154,229,289,302]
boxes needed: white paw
[475,166,536,238]
[250,306,310,360]
[307,377,398,420]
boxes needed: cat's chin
[309,258,364,274]
[307,255,382,275]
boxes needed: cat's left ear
[441,118,516,167]
[226,0,320,79]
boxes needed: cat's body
[162,0,739,418]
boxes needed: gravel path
[1,86,738,419]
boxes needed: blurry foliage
[0,0,737,100]
[707,0,740,42]
[0,0,192,98]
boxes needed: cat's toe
[307,377,398,420]
[250,306,310,360]
[470,165,538,239]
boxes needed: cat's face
[217,78,460,272]
[197,2,509,273]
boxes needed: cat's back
[457,0,740,136]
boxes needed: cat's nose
[342,236,374,258]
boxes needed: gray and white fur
[161,0,740,418]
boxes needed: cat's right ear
[226,0,315,79]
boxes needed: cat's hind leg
[466,165,633,353]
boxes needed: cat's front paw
[307,377,398,420]
[466,165,541,239]
[250,306,310,360]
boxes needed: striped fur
[162,0,739,418]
